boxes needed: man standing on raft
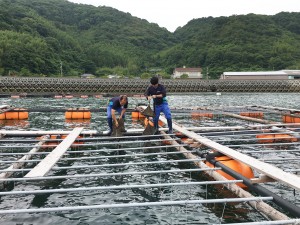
[145,76,173,134]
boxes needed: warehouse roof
[223,71,287,76]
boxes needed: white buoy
[216,92,221,96]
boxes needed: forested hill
[0,0,300,78]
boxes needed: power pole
[206,67,209,80]
[60,60,63,77]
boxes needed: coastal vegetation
[0,0,299,78]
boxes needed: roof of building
[81,73,95,77]
[175,68,202,72]
[281,70,300,75]
[223,71,287,76]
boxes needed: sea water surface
[0,93,299,225]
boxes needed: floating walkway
[0,105,300,224]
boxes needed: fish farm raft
[0,86,299,224]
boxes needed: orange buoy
[240,112,263,118]
[256,133,298,143]
[54,95,63,99]
[65,108,91,119]
[206,156,254,188]
[94,95,103,98]
[131,111,139,118]
[162,140,172,145]
[144,118,164,127]
[282,114,300,123]
[0,108,29,120]
[191,112,213,119]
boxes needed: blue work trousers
[153,102,172,127]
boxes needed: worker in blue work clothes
[145,76,173,134]
[106,95,128,135]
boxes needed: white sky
[69,0,300,32]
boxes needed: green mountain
[0,0,299,78]
[168,13,300,77]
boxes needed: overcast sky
[69,0,300,32]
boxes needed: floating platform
[0,105,299,224]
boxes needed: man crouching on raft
[106,95,128,135]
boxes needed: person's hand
[147,96,152,101]
[152,95,157,99]
[115,120,119,127]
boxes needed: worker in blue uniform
[145,76,173,134]
[106,95,128,135]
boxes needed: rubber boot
[107,118,113,136]
[167,118,173,134]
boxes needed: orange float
[206,155,254,188]
[0,108,29,120]
[65,108,91,119]
[282,114,300,123]
[38,135,84,148]
[131,111,146,119]
[191,112,213,119]
[144,118,163,127]
[256,133,298,143]
[240,112,263,118]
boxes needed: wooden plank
[251,175,276,184]
[0,136,50,179]
[0,105,12,114]
[222,112,271,124]
[25,127,83,178]
[0,105,10,109]
[160,131,289,221]
[159,116,300,191]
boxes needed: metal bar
[0,179,243,196]
[202,130,300,138]
[0,130,97,136]
[261,158,300,162]
[0,152,204,163]
[0,154,200,172]
[0,138,179,148]
[227,142,300,147]
[0,144,188,156]
[208,136,300,143]
[0,136,50,179]
[0,197,273,214]
[218,219,300,225]
[253,105,300,113]
[240,149,300,154]
[59,151,196,162]
[285,169,300,172]
[0,133,177,143]
[0,168,216,182]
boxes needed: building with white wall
[173,67,203,79]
